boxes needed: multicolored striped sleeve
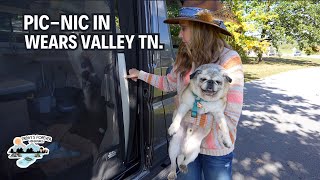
[137,67,178,92]
[221,54,244,142]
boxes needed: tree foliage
[225,0,278,62]
[272,1,320,55]
[166,0,181,46]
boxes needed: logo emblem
[7,135,52,168]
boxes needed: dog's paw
[222,140,232,148]
[222,135,233,148]
[179,164,188,174]
[168,122,180,136]
[167,171,177,180]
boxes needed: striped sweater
[138,47,244,156]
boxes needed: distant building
[268,46,276,56]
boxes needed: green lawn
[243,57,320,82]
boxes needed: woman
[127,1,244,179]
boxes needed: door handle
[143,88,149,98]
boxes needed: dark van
[0,0,177,179]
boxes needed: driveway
[234,67,320,180]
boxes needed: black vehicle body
[0,0,176,179]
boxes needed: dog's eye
[216,81,222,85]
[200,78,206,82]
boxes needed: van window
[143,0,176,165]
[0,0,124,179]
[148,0,175,100]
[0,13,11,33]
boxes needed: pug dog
[167,64,232,180]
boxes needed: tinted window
[0,1,124,179]
[149,0,175,99]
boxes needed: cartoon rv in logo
[7,136,50,168]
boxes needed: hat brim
[164,17,232,36]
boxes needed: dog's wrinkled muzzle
[203,80,216,93]
[206,80,214,91]
[202,88,217,95]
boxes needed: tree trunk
[258,0,271,63]
[257,53,263,63]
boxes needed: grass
[243,56,320,82]
[278,43,297,54]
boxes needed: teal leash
[191,92,207,118]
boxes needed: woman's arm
[220,55,244,143]
[127,67,178,92]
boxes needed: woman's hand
[126,68,140,82]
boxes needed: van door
[144,0,176,167]
[0,0,136,179]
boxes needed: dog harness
[191,92,207,118]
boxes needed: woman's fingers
[129,69,139,75]
[125,75,138,82]
[129,68,136,73]
[126,68,139,81]
[125,74,137,79]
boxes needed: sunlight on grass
[243,57,320,82]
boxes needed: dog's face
[189,64,232,101]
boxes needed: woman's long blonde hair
[175,21,231,78]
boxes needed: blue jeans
[178,152,234,180]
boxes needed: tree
[272,1,320,54]
[224,0,320,60]
[166,0,182,46]
[16,148,24,153]
[225,0,278,62]
[26,148,35,153]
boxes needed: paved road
[234,67,320,180]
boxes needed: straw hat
[164,0,238,36]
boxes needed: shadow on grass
[233,81,320,180]
[263,57,320,67]
[244,57,320,66]
[244,72,260,82]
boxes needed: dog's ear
[224,74,232,83]
[190,70,201,79]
